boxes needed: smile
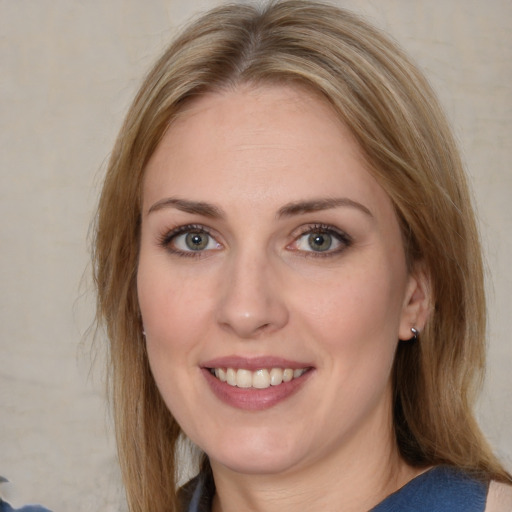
[209,367,308,389]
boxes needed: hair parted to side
[93,1,510,510]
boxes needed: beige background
[1,1,510,510]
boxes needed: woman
[93,1,512,511]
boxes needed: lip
[201,356,314,411]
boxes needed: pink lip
[201,356,314,411]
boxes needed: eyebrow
[277,198,373,218]
[147,196,372,219]
[147,197,225,218]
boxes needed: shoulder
[178,470,215,512]
[485,481,512,512]
[372,465,488,511]
[0,500,52,512]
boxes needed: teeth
[270,368,283,386]
[236,369,252,388]
[226,368,237,386]
[211,367,307,389]
[283,369,293,382]
[253,369,270,389]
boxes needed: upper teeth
[212,367,306,389]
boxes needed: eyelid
[287,223,353,256]
[158,223,223,257]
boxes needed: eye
[303,232,334,252]
[289,225,352,255]
[159,225,222,256]
[177,231,214,251]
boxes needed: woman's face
[138,84,425,476]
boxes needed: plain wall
[1,1,510,510]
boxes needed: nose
[215,250,289,339]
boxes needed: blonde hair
[93,1,510,510]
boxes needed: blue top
[180,465,489,511]
[0,502,51,512]
[371,466,488,511]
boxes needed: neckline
[370,465,489,511]
[183,464,489,512]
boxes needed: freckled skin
[137,84,428,510]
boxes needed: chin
[201,428,310,476]
[211,450,302,476]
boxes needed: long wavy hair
[93,1,510,510]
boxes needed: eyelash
[157,223,353,258]
[158,224,219,258]
[289,223,353,258]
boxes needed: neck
[210,400,422,512]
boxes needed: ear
[398,263,431,341]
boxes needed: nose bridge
[215,244,289,338]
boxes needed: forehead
[148,83,361,170]
[142,83,393,220]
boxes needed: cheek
[293,259,406,404]
[138,249,205,338]
[298,264,406,347]
[137,260,207,419]
[137,263,202,393]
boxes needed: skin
[137,84,430,512]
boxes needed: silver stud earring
[410,327,419,341]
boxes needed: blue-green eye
[292,225,351,255]
[306,232,333,252]
[173,231,219,252]
[161,225,221,255]
[182,232,210,251]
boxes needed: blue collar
[371,466,488,511]
[182,465,489,512]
